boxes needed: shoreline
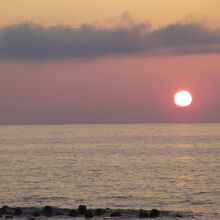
[0,205,198,219]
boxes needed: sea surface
[0,124,219,218]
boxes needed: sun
[174,90,192,107]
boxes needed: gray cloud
[0,22,220,60]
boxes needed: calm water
[0,124,219,216]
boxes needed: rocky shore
[0,205,192,219]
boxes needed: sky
[0,0,220,124]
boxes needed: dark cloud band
[0,22,220,60]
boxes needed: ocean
[0,124,219,219]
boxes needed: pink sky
[0,1,220,124]
[0,54,219,123]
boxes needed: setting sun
[174,90,192,107]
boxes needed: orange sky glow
[1,0,220,27]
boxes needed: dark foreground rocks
[110,211,121,217]
[95,208,106,216]
[0,205,188,219]
[13,207,22,216]
[43,205,52,216]
[85,211,93,218]
[78,205,87,215]
[139,210,149,218]
[0,206,9,215]
[69,209,78,217]
[32,211,40,217]
[149,209,160,218]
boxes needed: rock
[139,210,149,218]
[56,212,63,216]
[14,207,22,216]
[69,209,78,217]
[149,209,160,218]
[85,211,93,218]
[42,206,52,216]
[94,208,106,216]
[176,214,183,217]
[32,211,40,217]
[78,205,87,215]
[110,211,121,217]
[1,206,9,214]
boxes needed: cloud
[0,21,220,61]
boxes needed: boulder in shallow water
[32,211,40,217]
[94,208,106,216]
[78,205,87,215]
[69,209,78,217]
[110,211,121,217]
[139,210,149,218]
[14,207,22,216]
[43,206,52,215]
[149,209,160,218]
[85,211,93,218]
[1,206,9,214]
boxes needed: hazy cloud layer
[0,22,220,60]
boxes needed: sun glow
[174,90,192,107]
